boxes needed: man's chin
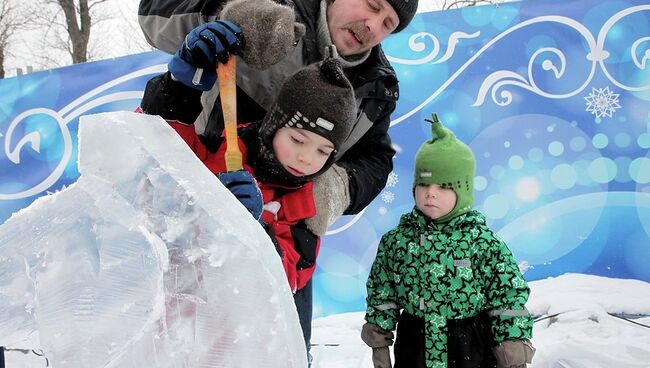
[334,37,368,57]
[337,45,368,57]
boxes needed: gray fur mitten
[219,0,306,70]
[492,339,536,368]
[305,164,350,236]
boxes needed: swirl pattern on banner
[1,64,167,201]
[385,5,650,126]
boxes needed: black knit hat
[259,58,356,152]
[387,0,419,33]
[253,58,356,185]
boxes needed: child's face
[415,184,457,220]
[272,127,335,177]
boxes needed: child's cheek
[273,144,291,165]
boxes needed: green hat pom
[414,113,476,222]
[427,113,446,140]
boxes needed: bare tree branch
[443,0,501,10]
[0,0,32,78]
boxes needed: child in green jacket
[362,115,535,368]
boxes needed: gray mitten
[361,323,394,368]
[220,0,306,70]
[304,164,350,236]
[492,339,536,368]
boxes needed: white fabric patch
[316,117,334,131]
[420,172,433,178]
[263,201,282,220]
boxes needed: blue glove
[217,170,263,221]
[168,20,245,91]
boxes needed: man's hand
[217,170,263,221]
[168,20,245,90]
[220,0,305,70]
[492,339,536,368]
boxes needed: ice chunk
[0,111,307,367]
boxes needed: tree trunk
[0,50,5,78]
[58,0,90,64]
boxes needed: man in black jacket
[138,0,418,362]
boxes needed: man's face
[326,0,399,56]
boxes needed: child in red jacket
[140,58,356,355]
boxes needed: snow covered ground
[310,273,650,368]
[6,273,650,367]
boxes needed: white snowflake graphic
[381,190,395,204]
[584,86,621,118]
[385,172,399,187]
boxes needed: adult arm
[338,107,395,215]
[304,80,397,235]
[140,72,204,124]
[138,0,224,53]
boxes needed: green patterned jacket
[365,208,533,368]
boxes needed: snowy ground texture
[7,273,650,367]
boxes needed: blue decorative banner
[0,52,170,222]
[313,0,650,317]
[1,0,649,318]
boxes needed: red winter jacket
[169,120,320,292]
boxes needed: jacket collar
[400,207,485,231]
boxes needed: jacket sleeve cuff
[140,72,204,124]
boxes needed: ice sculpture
[0,111,307,367]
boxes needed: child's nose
[426,187,438,199]
[298,151,311,165]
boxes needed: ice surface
[0,111,307,367]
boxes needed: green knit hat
[414,113,476,222]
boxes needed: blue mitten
[168,20,245,91]
[217,170,263,221]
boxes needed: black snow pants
[393,311,497,368]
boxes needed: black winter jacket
[138,0,399,214]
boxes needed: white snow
[0,111,306,367]
[309,273,650,368]
[5,270,650,367]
